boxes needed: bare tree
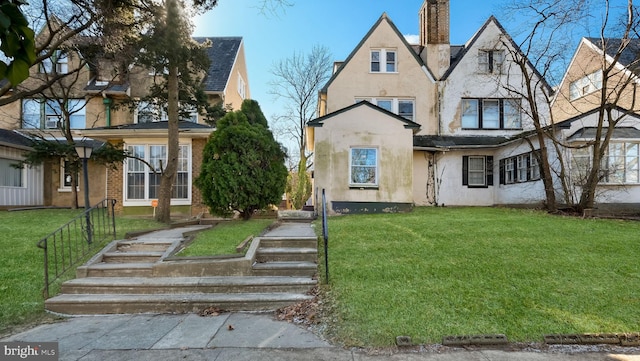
[269,45,332,209]
[499,0,640,212]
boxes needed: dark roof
[91,120,214,131]
[586,37,640,76]
[194,37,242,92]
[0,129,34,148]
[413,135,510,148]
[84,79,130,95]
[554,105,640,128]
[308,101,421,130]
[568,127,640,140]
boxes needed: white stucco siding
[325,17,437,134]
[313,105,415,214]
[435,150,496,206]
[439,20,548,137]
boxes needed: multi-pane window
[570,143,640,184]
[355,98,414,121]
[0,158,23,187]
[569,70,603,100]
[136,102,198,123]
[350,148,378,187]
[238,74,246,99]
[125,144,190,201]
[462,156,493,187]
[461,98,521,129]
[478,50,504,74]
[21,99,86,129]
[499,151,541,185]
[370,49,396,73]
[40,50,68,74]
[61,160,78,188]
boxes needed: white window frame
[238,74,246,99]
[355,97,414,120]
[349,147,378,187]
[569,69,603,100]
[40,50,68,74]
[505,158,515,184]
[0,158,24,188]
[517,154,528,182]
[370,49,397,73]
[468,156,487,187]
[58,159,78,192]
[123,142,192,206]
[478,49,504,74]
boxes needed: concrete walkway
[2,222,639,360]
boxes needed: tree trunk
[156,64,180,223]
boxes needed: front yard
[319,207,640,346]
[0,209,162,334]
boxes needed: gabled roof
[308,101,421,130]
[320,13,433,94]
[568,126,640,140]
[413,134,510,149]
[585,37,640,76]
[194,37,243,93]
[441,16,553,93]
[554,105,640,128]
[0,129,34,150]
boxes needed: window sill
[58,187,79,192]
[349,185,379,190]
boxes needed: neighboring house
[309,0,640,214]
[550,37,640,212]
[0,28,250,215]
[309,0,552,213]
[0,129,43,207]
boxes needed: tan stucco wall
[324,17,436,134]
[553,40,640,122]
[313,105,414,214]
[223,41,251,111]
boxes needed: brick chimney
[419,0,450,78]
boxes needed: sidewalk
[2,223,639,360]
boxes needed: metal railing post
[322,189,329,284]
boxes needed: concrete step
[60,276,317,295]
[45,292,315,314]
[82,263,155,277]
[252,261,317,277]
[259,237,317,249]
[102,251,165,263]
[256,247,317,263]
[116,241,173,252]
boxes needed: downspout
[103,97,112,127]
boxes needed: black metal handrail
[321,189,329,284]
[37,199,117,298]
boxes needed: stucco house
[0,28,250,215]
[309,0,551,213]
[309,0,640,214]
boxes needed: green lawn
[177,219,274,256]
[0,209,162,334]
[319,207,640,346]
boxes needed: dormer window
[478,49,504,74]
[569,69,602,100]
[40,50,68,74]
[371,49,396,73]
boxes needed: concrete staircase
[45,223,318,315]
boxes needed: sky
[192,0,507,135]
[190,0,619,149]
